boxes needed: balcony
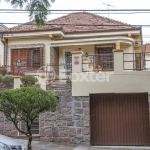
[71,50,150,96]
[82,54,114,72]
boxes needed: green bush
[66,79,72,87]
[0,74,3,82]
[0,67,7,75]
[21,75,38,87]
[2,75,13,87]
[55,75,59,80]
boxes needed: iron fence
[82,54,114,72]
[123,52,150,71]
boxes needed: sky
[0,0,150,43]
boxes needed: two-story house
[0,12,150,146]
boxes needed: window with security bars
[11,48,44,68]
[65,52,72,70]
[95,48,114,70]
[19,116,39,135]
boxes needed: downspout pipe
[140,26,145,69]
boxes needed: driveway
[15,139,150,150]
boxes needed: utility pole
[102,3,115,18]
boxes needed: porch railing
[82,54,114,72]
[123,52,150,71]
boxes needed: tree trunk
[27,136,32,150]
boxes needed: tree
[0,87,57,150]
[4,0,55,26]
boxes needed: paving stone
[15,138,150,150]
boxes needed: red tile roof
[2,12,140,33]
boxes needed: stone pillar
[71,51,84,73]
[13,76,22,89]
[113,49,124,73]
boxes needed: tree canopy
[0,87,57,150]
[4,0,55,26]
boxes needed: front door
[64,51,72,79]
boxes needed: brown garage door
[90,93,150,146]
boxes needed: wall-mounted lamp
[78,48,81,51]
[16,59,22,75]
[134,39,139,47]
[135,41,138,46]
[85,52,88,57]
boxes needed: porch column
[13,76,22,89]
[71,51,84,73]
[113,49,124,73]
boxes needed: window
[65,52,72,70]
[95,46,114,70]
[19,116,39,135]
[11,48,44,68]
[28,49,43,68]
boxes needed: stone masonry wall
[39,90,90,144]
[1,92,150,144]
[0,90,90,144]
[0,112,18,137]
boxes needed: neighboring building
[0,24,7,65]
[144,43,150,69]
[0,12,150,146]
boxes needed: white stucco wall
[72,50,149,96]
[8,38,50,65]
[72,71,150,96]
[145,54,150,69]
[0,41,4,65]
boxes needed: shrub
[0,74,3,82]
[2,75,13,87]
[55,75,59,80]
[66,79,72,87]
[21,75,38,87]
[0,67,7,75]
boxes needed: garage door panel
[90,93,150,146]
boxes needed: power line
[1,12,150,14]
[1,9,150,11]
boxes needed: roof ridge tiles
[2,12,140,33]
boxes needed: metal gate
[90,93,150,146]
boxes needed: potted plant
[54,75,60,83]
[66,79,72,87]
[20,75,39,87]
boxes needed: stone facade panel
[0,91,90,144]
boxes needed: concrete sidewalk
[15,139,150,150]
